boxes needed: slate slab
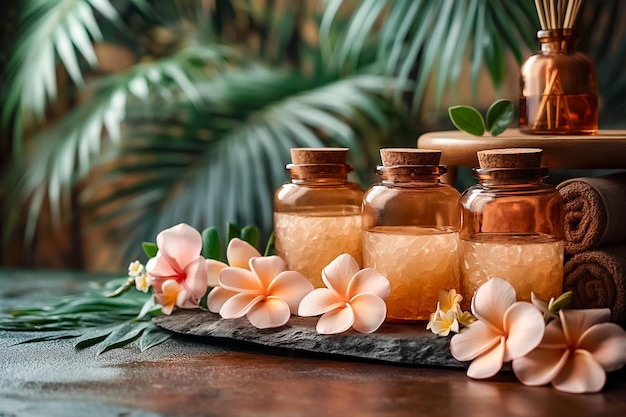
[154,310,465,368]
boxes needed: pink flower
[208,253,313,329]
[513,308,626,393]
[298,254,390,335]
[146,223,210,314]
[206,238,263,312]
[450,278,545,379]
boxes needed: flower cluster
[439,278,626,394]
[426,289,475,336]
[136,223,390,334]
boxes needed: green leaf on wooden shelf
[486,99,514,136]
[448,105,485,136]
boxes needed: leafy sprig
[1,223,267,354]
[448,99,514,136]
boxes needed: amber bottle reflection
[519,29,597,135]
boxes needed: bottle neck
[538,29,578,53]
[473,167,549,187]
[378,165,446,186]
[286,163,351,185]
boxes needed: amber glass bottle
[459,148,564,308]
[362,149,460,322]
[519,29,597,135]
[274,148,363,288]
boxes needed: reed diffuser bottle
[459,148,564,307]
[274,148,363,288]
[519,0,597,135]
[362,149,460,322]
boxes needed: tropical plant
[1,0,625,270]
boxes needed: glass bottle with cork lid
[459,148,564,308]
[519,28,598,135]
[362,148,460,322]
[274,148,363,288]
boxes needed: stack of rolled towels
[558,172,626,324]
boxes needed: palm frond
[80,68,398,261]
[1,0,125,153]
[1,45,230,245]
[320,0,539,112]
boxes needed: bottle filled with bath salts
[459,148,564,308]
[274,148,363,288]
[362,148,461,322]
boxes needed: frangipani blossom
[128,261,149,293]
[513,308,626,393]
[427,289,475,336]
[146,223,210,314]
[206,238,263,313]
[427,309,459,336]
[298,254,390,335]
[450,278,545,379]
[210,255,313,329]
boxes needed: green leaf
[448,105,485,136]
[201,227,221,260]
[240,226,259,249]
[226,223,241,243]
[97,321,151,355]
[264,233,275,257]
[74,326,119,350]
[549,291,574,314]
[142,242,158,258]
[137,324,173,352]
[485,99,514,136]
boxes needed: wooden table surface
[1,269,625,417]
[418,129,626,169]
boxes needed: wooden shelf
[417,129,626,170]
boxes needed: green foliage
[448,106,485,136]
[485,99,515,136]
[0,222,268,354]
[448,99,514,136]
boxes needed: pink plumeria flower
[209,254,313,329]
[450,277,545,379]
[298,254,390,335]
[513,308,626,393]
[206,238,263,312]
[146,223,210,314]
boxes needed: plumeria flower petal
[351,294,387,333]
[316,304,355,335]
[513,308,626,393]
[439,289,463,313]
[157,279,184,315]
[247,297,291,329]
[299,254,390,335]
[212,252,313,329]
[450,278,544,379]
[146,224,210,313]
[206,238,263,313]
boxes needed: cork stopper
[290,148,348,164]
[380,148,442,166]
[477,148,543,169]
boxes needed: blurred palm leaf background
[1,0,625,271]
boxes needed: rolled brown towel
[557,172,626,255]
[563,244,626,324]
